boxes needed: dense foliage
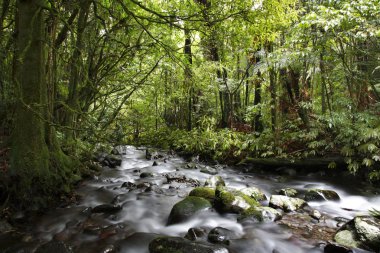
[0,0,379,208]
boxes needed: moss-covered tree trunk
[11,0,52,208]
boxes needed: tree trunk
[11,0,51,207]
[184,27,193,131]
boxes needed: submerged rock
[214,187,259,213]
[167,196,212,225]
[189,187,215,201]
[304,189,340,201]
[35,241,73,253]
[92,204,122,214]
[207,227,237,245]
[269,195,306,212]
[238,206,282,223]
[240,187,267,201]
[149,236,229,253]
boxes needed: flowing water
[5,146,380,253]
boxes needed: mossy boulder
[240,187,267,201]
[214,187,259,213]
[269,195,306,212]
[278,188,298,197]
[304,189,340,201]
[238,206,282,222]
[334,230,360,249]
[333,216,380,252]
[189,187,215,201]
[204,176,225,187]
[149,236,229,253]
[167,197,212,225]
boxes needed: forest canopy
[0,0,379,208]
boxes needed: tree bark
[11,0,50,207]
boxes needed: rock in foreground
[149,236,229,253]
[167,196,212,225]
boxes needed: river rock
[304,189,340,201]
[334,229,360,249]
[240,187,267,201]
[269,195,306,212]
[184,227,208,241]
[189,187,215,201]
[140,172,154,178]
[121,181,136,189]
[167,196,212,225]
[200,166,218,175]
[214,187,259,213]
[238,206,282,222]
[204,176,225,187]
[35,241,73,253]
[354,216,380,251]
[278,188,298,197]
[152,161,158,166]
[92,204,122,213]
[149,236,229,253]
[104,154,122,168]
[207,227,237,245]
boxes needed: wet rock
[83,225,102,235]
[278,188,298,197]
[189,187,215,201]
[185,162,198,169]
[354,216,380,251]
[324,243,352,253]
[165,173,200,186]
[100,244,118,253]
[204,176,225,187]
[304,189,340,201]
[310,209,322,220]
[137,182,151,189]
[214,187,259,213]
[149,236,229,253]
[200,166,218,175]
[35,241,73,253]
[104,154,122,168]
[111,148,120,155]
[334,230,360,249]
[184,227,208,241]
[146,149,159,160]
[140,172,154,178]
[269,195,306,212]
[208,227,237,245]
[238,206,282,223]
[145,185,164,194]
[167,196,212,225]
[121,181,136,189]
[152,161,158,166]
[92,204,122,214]
[240,187,267,201]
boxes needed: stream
[2,146,380,253]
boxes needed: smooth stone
[207,227,237,245]
[304,189,340,201]
[184,227,208,241]
[238,206,282,222]
[140,172,154,178]
[214,187,259,213]
[167,196,212,225]
[269,195,306,212]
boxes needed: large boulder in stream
[214,187,259,213]
[167,196,212,225]
[304,189,340,201]
[149,236,229,253]
[189,187,216,201]
[103,154,122,168]
[269,195,306,212]
[334,216,380,252]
